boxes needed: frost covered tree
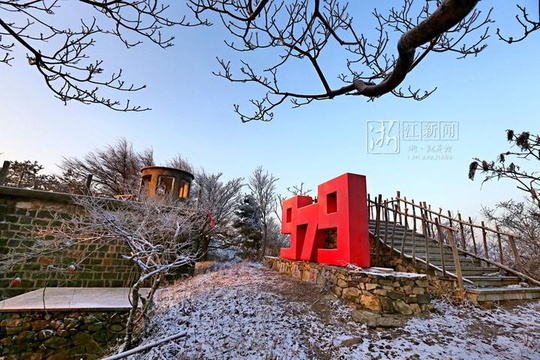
[16,195,202,351]
[59,138,154,197]
[469,130,540,209]
[166,154,195,175]
[248,166,278,259]
[1,160,58,190]
[191,170,244,259]
[233,194,263,258]
[481,198,540,279]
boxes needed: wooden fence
[368,192,540,289]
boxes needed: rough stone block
[360,294,381,312]
[342,287,360,301]
[393,299,413,315]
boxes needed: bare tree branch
[0,0,186,111]
[469,129,540,209]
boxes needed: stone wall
[371,237,463,298]
[0,187,139,299]
[266,257,434,317]
[0,310,128,359]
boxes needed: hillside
[126,262,540,360]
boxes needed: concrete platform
[0,288,149,312]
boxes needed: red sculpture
[280,173,370,267]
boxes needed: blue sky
[0,2,538,218]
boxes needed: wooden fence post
[447,228,464,291]
[481,221,490,263]
[84,174,93,195]
[468,217,478,256]
[508,235,524,273]
[435,218,447,277]
[0,160,10,185]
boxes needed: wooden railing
[368,192,540,289]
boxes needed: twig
[101,331,188,360]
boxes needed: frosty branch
[19,196,203,351]
[469,130,540,209]
[188,0,538,122]
[0,0,185,111]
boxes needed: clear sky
[0,2,538,219]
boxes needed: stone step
[465,276,522,287]
[466,287,540,303]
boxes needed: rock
[15,331,36,346]
[351,310,405,328]
[72,332,93,346]
[376,315,406,328]
[393,299,413,315]
[409,303,421,314]
[342,287,360,301]
[412,287,425,295]
[365,283,378,291]
[333,336,363,348]
[387,291,406,300]
[416,294,431,304]
[87,323,103,333]
[37,329,54,340]
[360,294,381,312]
[43,336,70,349]
[109,324,124,332]
[380,297,394,313]
[351,310,378,327]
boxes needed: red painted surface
[280,173,370,267]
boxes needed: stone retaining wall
[0,310,128,360]
[266,257,434,316]
[0,187,139,299]
[371,238,463,298]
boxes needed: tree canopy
[1,1,538,119]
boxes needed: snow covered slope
[129,262,540,360]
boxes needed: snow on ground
[129,262,540,360]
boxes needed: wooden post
[447,228,464,291]
[469,217,478,256]
[457,213,466,250]
[435,218,447,277]
[496,225,504,265]
[84,174,93,195]
[400,208,408,259]
[396,191,402,224]
[421,211,430,266]
[383,200,390,246]
[481,221,489,263]
[391,202,398,250]
[411,200,417,262]
[375,194,382,263]
[0,160,10,186]
[367,193,372,219]
[508,235,524,273]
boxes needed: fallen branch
[102,331,188,360]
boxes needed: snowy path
[129,262,540,360]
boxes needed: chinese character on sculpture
[280,173,370,267]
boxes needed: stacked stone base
[0,310,128,360]
[266,257,434,326]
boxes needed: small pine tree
[233,195,263,259]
